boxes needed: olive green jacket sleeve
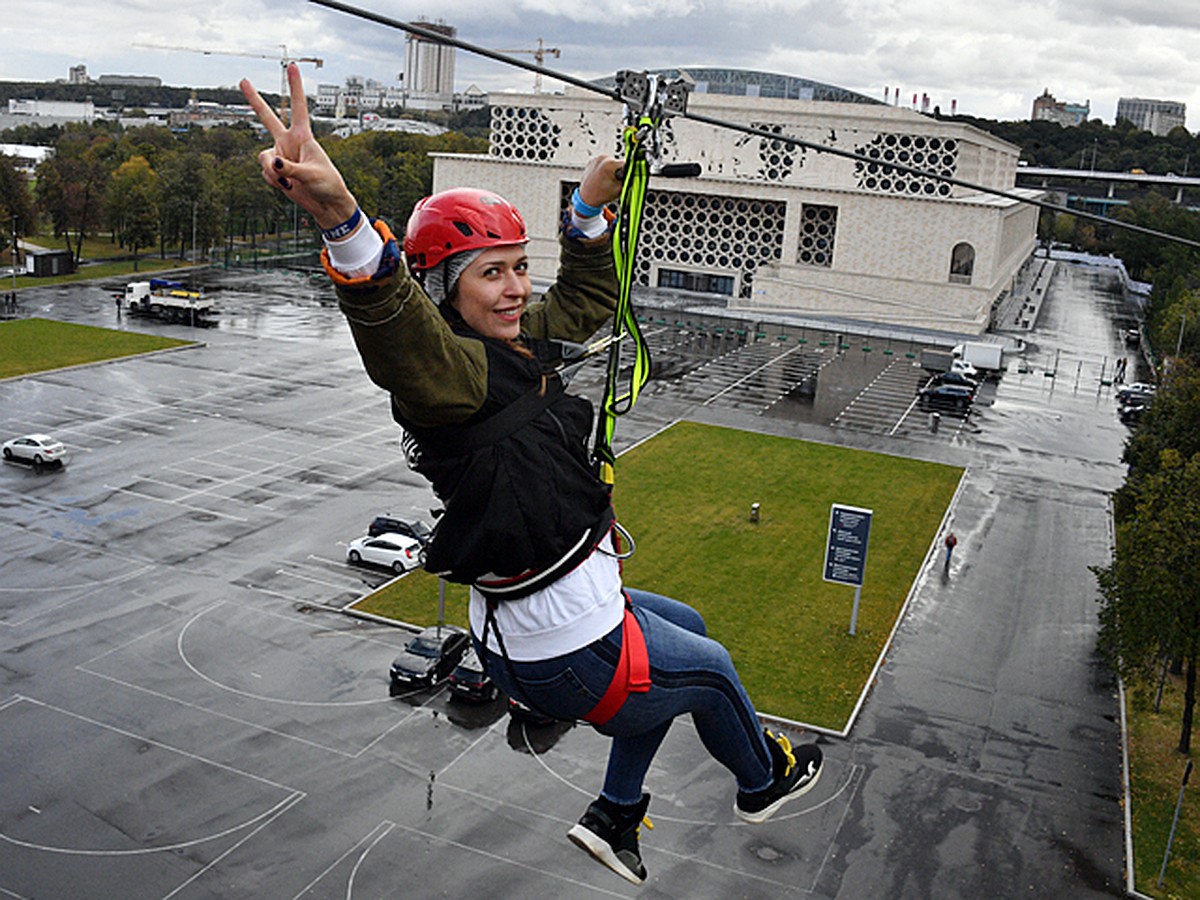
[334,230,618,429]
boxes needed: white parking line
[102,484,248,522]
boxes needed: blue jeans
[477,588,774,806]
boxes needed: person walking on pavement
[944,531,958,571]
[241,63,822,888]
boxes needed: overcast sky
[4,0,1199,130]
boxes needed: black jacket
[395,319,614,590]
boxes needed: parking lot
[0,257,1136,897]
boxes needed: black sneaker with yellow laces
[567,792,653,884]
[735,729,822,824]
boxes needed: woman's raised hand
[578,155,624,210]
[240,63,359,230]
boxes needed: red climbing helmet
[403,188,528,272]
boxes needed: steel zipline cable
[309,0,1200,252]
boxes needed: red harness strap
[584,604,651,726]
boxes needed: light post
[11,214,17,295]
[191,201,197,263]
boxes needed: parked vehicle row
[1116,382,1156,406]
[346,514,433,573]
[1116,381,1156,428]
[916,367,978,415]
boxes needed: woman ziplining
[240,63,821,887]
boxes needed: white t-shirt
[469,549,625,661]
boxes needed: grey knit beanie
[422,249,485,305]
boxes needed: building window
[657,268,735,296]
[949,242,975,284]
[490,106,562,161]
[798,204,837,267]
[568,186,784,299]
[854,132,958,197]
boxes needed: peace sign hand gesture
[240,63,359,231]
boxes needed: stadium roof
[591,67,882,106]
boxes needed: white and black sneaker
[734,730,822,824]
[567,792,653,885]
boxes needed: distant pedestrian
[944,532,958,571]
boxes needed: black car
[448,648,498,702]
[389,625,469,689]
[368,514,432,545]
[917,383,974,412]
[1119,403,1146,426]
[926,370,978,392]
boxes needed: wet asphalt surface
[0,256,1138,897]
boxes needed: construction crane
[490,39,560,93]
[131,42,323,121]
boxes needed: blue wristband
[571,188,603,218]
[321,207,363,241]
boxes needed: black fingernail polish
[279,176,292,190]
[273,158,284,170]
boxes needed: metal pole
[437,577,446,627]
[11,215,17,294]
[849,584,862,636]
[1158,759,1193,888]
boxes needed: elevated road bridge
[1017,165,1200,213]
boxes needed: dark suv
[917,383,974,413]
[368,515,432,545]
[926,370,978,392]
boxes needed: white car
[347,533,422,574]
[2,434,69,469]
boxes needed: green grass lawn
[0,318,193,378]
[355,420,964,729]
[1127,675,1200,898]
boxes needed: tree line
[0,119,486,266]
[951,113,1200,177]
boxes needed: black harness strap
[395,376,564,458]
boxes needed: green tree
[107,156,159,269]
[1095,448,1200,754]
[1121,362,1200,491]
[214,154,273,257]
[0,152,35,250]
[156,151,222,259]
[1053,212,1076,245]
[34,126,114,264]
[1152,289,1200,363]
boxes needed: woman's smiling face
[450,245,531,340]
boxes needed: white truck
[952,341,1005,376]
[120,279,216,326]
[920,348,979,379]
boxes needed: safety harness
[593,71,691,488]
[458,73,695,728]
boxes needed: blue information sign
[823,504,873,587]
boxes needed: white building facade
[1115,97,1187,137]
[403,20,456,112]
[431,79,1039,334]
